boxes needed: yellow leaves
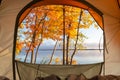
[16,41,23,55]
[26,41,40,52]
[19,23,24,28]
[30,25,36,32]
[16,49,20,55]
[55,57,60,63]
[53,57,77,65]
[36,12,42,19]
[67,29,77,38]
[17,5,100,64]
[22,5,94,43]
[72,60,77,65]
[79,25,89,29]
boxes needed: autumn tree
[16,5,97,64]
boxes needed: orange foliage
[16,41,23,55]
[16,5,97,64]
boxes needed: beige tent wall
[87,0,120,75]
[0,0,31,79]
[104,14,120,75]
[0,0,120,80]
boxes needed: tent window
[15,5,103,65]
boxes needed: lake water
[16,49,103,64]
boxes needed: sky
[16,5,104,64]
[16,25,104,64]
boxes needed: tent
[0,0,120,80]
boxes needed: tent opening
[13,0,104,80]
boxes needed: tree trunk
[63,5,66,65]
[66,35,69,64]
[48,41,58,64]
[70,10,83,65]
[34,14,47,63]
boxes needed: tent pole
[102,15,106,76]
[12,30,17,80]
[13,9,21,80]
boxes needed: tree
[16,5,97,64]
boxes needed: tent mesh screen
[16,61,103,80]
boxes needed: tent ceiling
[86,0,120,20]
[18,0,103,28]
[117,0,120,8]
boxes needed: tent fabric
[0,50,12,79]
[0,0,32,79]
[14,1,104,80]
[16,61,102,80]
[0,0,120,80]
[86,0,120,75]
[18,0,103,28]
